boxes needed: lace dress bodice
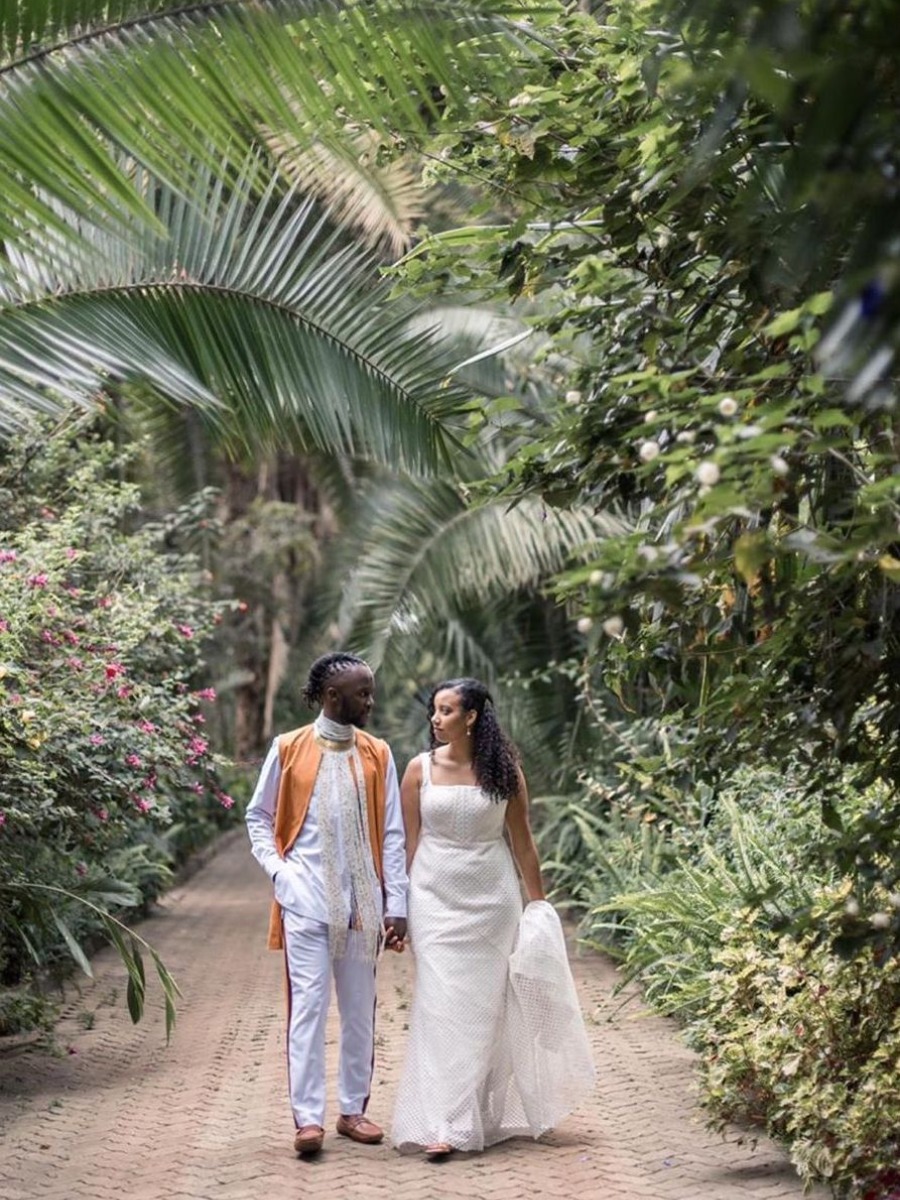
[417,753,508,845]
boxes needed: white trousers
[282,912,378,1128]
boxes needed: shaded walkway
[0,833,821,1200]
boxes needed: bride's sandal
[425,1143,453,1160]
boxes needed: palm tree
[0,0,538,754]
[0,0,539,1024]
[298,396,630,787]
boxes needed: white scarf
[314,714,380,962]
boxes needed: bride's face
[430,688,474,745]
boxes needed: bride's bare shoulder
[402,753,426,785]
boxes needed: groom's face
[326,665,376,728]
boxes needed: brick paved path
[0,832,822,1200]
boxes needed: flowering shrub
[0,425,235,1021]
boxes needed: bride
[391,678,595,1159]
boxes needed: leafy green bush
[0,424,236,1025]
[594,790,831,1016]
[0,982,58,1037]
[536,711,709,911]
[549,742,900,1197]
[694,890,900,1199]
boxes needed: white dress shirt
[245,735,408,921]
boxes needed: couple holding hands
[245,652,594,1161]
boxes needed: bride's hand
[384,915,407,951]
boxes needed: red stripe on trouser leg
[281,925,299,1130]
[363,964,377,1114]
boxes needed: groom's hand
[384,915,407,952]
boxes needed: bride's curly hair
[428,677,520,803]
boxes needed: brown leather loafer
[336,1113,384,1144]
[294,1125,325,1155]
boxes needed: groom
[245,652,408,1156]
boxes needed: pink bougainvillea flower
[104,662,125,679]
[216,792,235,810]
[176,623,194,639]
[98,595,113,609]
[0,619,8,633]
[40,629,60,644]
[67,657,84,671]
[135,798,153,814]
[192,713,206,724]
[116,685,132,700]
[89,733,106,746]
[189,736,208,755]
[27,573,49,588]
[143,774,158,791]
[136,719,157,734]
[64,631,80,645]
[191,781,205,794]
[65,548,78,559]
[194,687,217,701]
[0,812,6,828]
[95,807,109,822]
[124,753,143,768]
[0,549,17,563]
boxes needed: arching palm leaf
[0,160,472,469]
[332,475,629,661]
[0,0,528,252]
[264,125,426,257]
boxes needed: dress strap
[419,751,432,786]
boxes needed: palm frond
[0,0,529,250]
[264,125,425,255]
[407,305,544,404]
[335,476,628,661]
[2,877,180,1039]
[0,159,473,470]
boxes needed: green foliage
[601,793,830,1018]
[0,0,528,249]
[534,709,685,920]
[394,0,900,944]
[0,982,58,1037]
[0,421,233,1031]
[543,741,900,1195]
[694,902,900,1199]
[0,157,474,474]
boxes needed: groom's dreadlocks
[301,652,369,708]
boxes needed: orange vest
[266,724,390,949]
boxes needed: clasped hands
[384,915,407,953]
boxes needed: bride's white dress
[391,753,595,1152]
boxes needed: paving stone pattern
[0,831,824,1200]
